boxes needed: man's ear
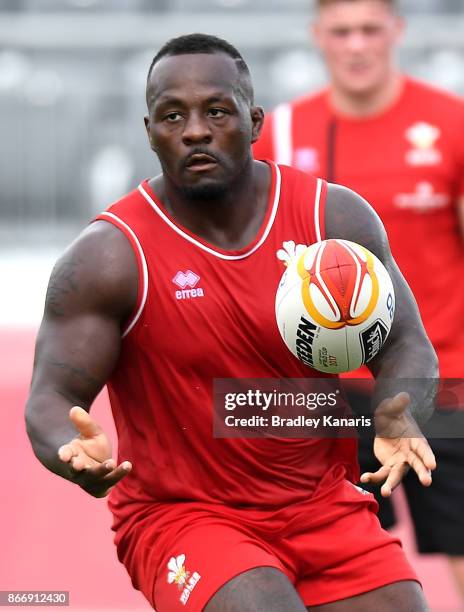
[393,14,405,45]
[250,106,265,144]
[144,115,156,152]
[310,20,323,50]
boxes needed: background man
[26,34,437,611]
[254,0,464,598]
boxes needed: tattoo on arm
[45,256,80,316]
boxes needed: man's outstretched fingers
[392,391,410,407]
[99,461,132,487]
[380,463,408,497]
[70,453,93,471]
[58,443,78,463]
[79,460,131,483]
[360,464,391,485]
[84,459,128,480]
[73,461,132,497]
[407,451,432,486]
[69,406,103,438]
[411,437,436,470]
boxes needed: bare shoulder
[46,220,138,322]
[325,183,389,262]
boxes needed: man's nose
[182,112,212,145]
[346,30,368,52]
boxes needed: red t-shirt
[254,77,464,377]
[95,162,358,537]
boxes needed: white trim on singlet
[314,178,323,242]
[99,211,149,337]
[272,103,293,166]
[273,104,323,244]
[137,164,282,261]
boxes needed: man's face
[312,1,404,96]
[145,53,263,200]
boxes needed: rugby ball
[275,239,395,373]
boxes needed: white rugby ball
[275,239,395,373]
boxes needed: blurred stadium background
[1,1,463,610]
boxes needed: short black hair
[147,33,254,104]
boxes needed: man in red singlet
[254,0,464,597]
[26,34,437,611]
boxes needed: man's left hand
[360,392,436,497]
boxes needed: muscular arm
[25,221,138,484]
[325,183,438,427]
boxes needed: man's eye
[164,112,182,122]
[363,25,382,36]
[331,28,350,38]
[208,108,227,118]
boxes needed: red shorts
[115,479,418,611]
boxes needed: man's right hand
[58,406,132,498]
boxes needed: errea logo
[172,270,205,300]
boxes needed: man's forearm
[370,337,439,428]
[372,377,437,429]
[25,392,81,481]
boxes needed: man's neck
[151,159,271,251]
[329,71,404,118]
